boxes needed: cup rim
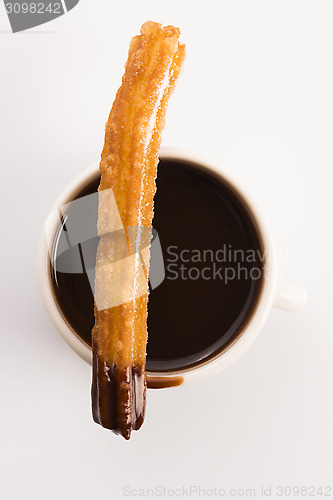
[37,146,277,386]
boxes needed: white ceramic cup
[38,147,307,387]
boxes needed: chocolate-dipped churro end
[91,353,146,439]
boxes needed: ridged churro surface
[91,21,185,439]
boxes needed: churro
[91,21,185,439]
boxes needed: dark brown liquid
[51,159,263,373]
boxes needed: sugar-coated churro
[91,21,185,439]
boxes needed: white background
[1,1,332,499]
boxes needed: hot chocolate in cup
[38,147,307,388]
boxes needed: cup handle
[273,282,308,312]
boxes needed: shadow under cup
[50,158,264,377]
